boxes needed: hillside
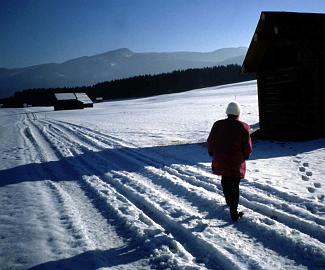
[0,47,247,98]
[6,64,255,107]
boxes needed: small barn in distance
[54,93,93,111]
[242,11,325,140]
[75,93,93,108]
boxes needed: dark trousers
[221,176,241,215]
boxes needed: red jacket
[207,115,252,178]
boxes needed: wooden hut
[54,93,93,111]
[54,93,83,111]
[242,11,325,140]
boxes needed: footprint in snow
[303,162,309,167]
[307,187,316,193]
[301,175,309,181]
[293,159,301,164]
[299,167,306,172]
[314,183,321,188]
[306,171,313,177]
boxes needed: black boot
[230,211,244,222]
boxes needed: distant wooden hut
[242,11,325,140]
[54,93,82,111]
[54,93,93,111]
[75,93,93,108]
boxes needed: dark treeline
[0,64,255,107]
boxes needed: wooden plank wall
[257,66,322,139]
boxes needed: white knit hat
[226,102,241,116]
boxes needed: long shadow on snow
[2,140,325,268]
[1,139,325,187]
[28,245,149,270]
[0,142,208,187]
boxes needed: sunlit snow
[0,80,324,269]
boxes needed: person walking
[207,102,252,221]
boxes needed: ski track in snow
[26,113,199,269]
[1,96,325,270]
[0,113,152,270]
[16,114,325,269]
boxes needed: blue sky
[1,0,324,68]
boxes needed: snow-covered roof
[54,93,76,101]
[54,93,93,105]
[75,93,93,105]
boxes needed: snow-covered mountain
[1,81,324,269]
[0,47,247,98]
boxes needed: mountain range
[0,47,247,98]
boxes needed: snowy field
[0,80,324,270]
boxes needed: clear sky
[1,0,324,68]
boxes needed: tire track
[19,117,93,257]
[44,119,325,240]
[167,164,325,228]
[35,118,325,269]
[21,116,159,269]
[166,164,325,225]
[36,119,244,269]
[124,143,325,230]
[95,132,325,243]
[31,118,202,269]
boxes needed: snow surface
[0,80,324,270]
